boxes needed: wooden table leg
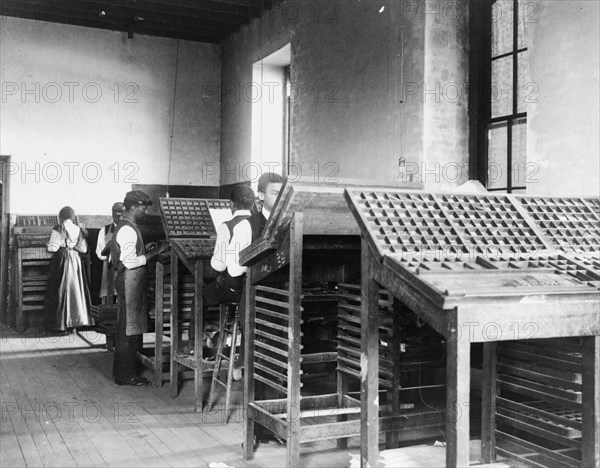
[194,259,203,413]
[155,261,164,387]
[481,342,497,463]
[243,272,256,460]
[446,321,470,468]
[286,213,303,468]
[361,241,380,468]
[170,252,179,398]
[582,336,599,468]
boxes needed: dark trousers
[112,296,143,382]
[189,272,244,342]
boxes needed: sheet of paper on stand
[209,208,233,230]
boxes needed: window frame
[470,0,529,194]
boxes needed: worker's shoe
[178,342,195,356]
[116,377,152,386]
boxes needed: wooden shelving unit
[345,188,599,468]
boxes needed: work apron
[113,218,148,336]
[116,266,148,336]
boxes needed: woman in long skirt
[44,206,93,331]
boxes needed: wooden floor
[0,324,359,468]
[1,324,515,468]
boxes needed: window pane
[492,56,513,118]
[517,52,529,113]
[517,0,532,49]
[488,122,508,190]
[512,118,527,187]
[492,0,514,57]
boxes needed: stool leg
[225,311,239,422]
[208,306,229,411]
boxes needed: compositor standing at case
[111,190,165,386]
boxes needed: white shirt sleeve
[47,230,63,252]
[210,222,229,273]
[96,226,107,260]
[210,217,252,277]
[116,225,147,269]
[74,232,87,254]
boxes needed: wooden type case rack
[336,283,446,450]
[138,253,195,385]
[345,189,600,468]
[11,215,76,332]
[239,181,432,468]
[158,197,230,411]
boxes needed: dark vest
[111,218,145,272]
[224,215,251,242]
[248,209,267,242]
[104,223,116,235]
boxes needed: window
[470,0,531,193]
[284,65,291,174]
[250,44,291,185]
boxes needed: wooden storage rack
[11,215,70,332]
[336,283,447,448]
[136,253,195,386]
[158,197,231,411]
[344,188,599,468]
[12,234,53,332]
[240,181,435,468]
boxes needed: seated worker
[185,184,255,354]
[249,172,284,241]
[95,202,125,303]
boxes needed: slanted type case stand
[344,189,599,468]
[150,197,230,410]
[239,181,439,468]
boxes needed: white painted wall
[0,16,221,215]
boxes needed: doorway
[0,155,10,323]
[251,43,291,187]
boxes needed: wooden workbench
[158,197,231,412]
[344,189,600,468]
[239,181,438,468]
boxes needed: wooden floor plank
[48,336,168,468]
[1,337,68,467]
[0,388,28,467]
[2,324,457,468]
[18,337,92,467]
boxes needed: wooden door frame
[0,155,11,323]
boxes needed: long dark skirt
[44,248,93,331]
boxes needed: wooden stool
[207,302,242,422]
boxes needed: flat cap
[124,190,153,206]
[111,202,126,212]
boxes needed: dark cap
[124,190,153,206]
[111,202,126,212]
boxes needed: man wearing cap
[111,190,165,386]
[95,202,125,303]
